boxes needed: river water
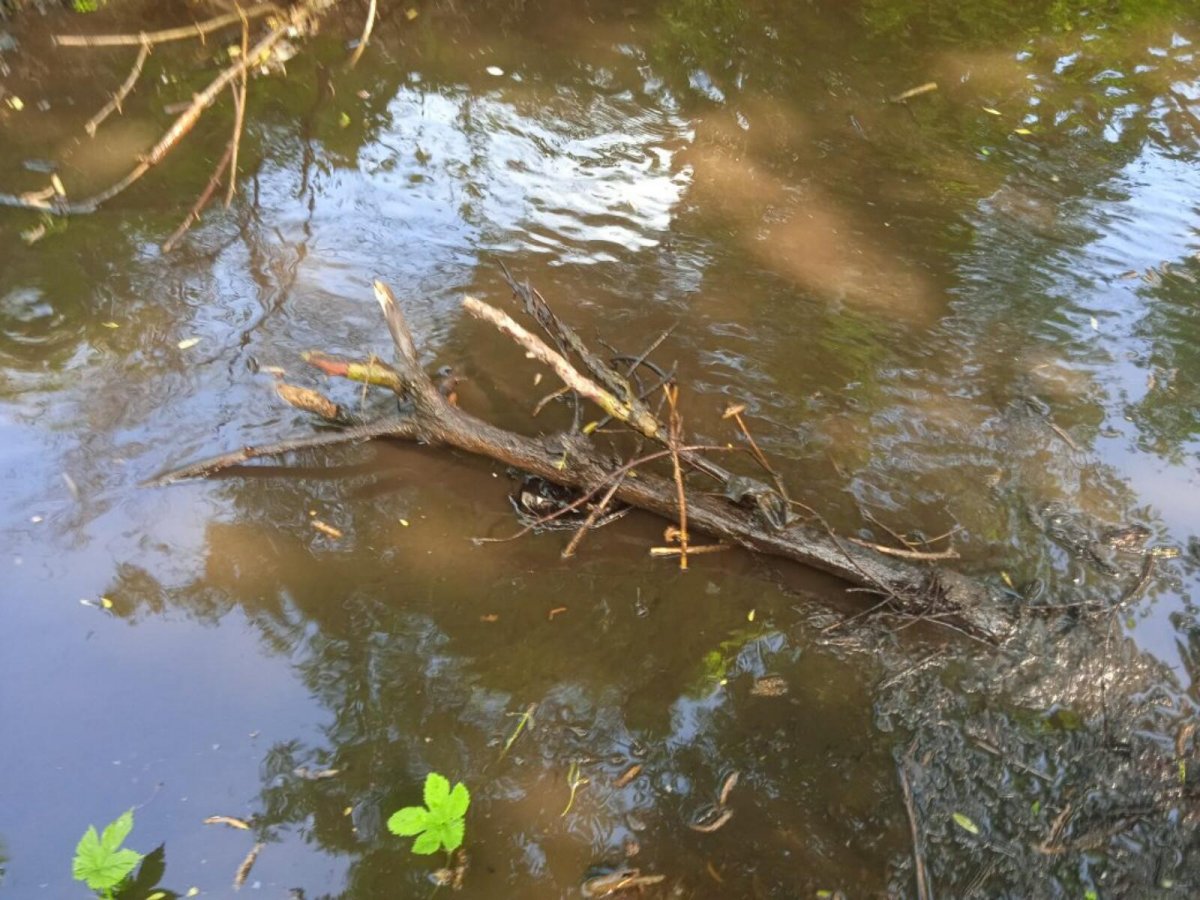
[1,1,1199,897]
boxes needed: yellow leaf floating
[953,812,980,835]
[177,337,201,350]
[101,321,120,329]
[100,596,114,609]
[982,107,1002,116]
[405,7,419,19]
[1014,128,1034,135]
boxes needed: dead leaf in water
[233,841,264,890]
[204,815,251,830]
[294,766,340,780]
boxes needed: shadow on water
[2,0,1200,896]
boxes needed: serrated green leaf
[74,844,141,891]
[73,827,101,878]
[424,772,450,810]
[387,806,429,836]
[444,782,470,819]
[438,818,465,852]
[952,812,980,835]
[100,809,135,853]
[411,830,442,855]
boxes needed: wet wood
[152,282,1015,642]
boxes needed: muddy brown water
[2,1,1200,897]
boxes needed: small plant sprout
[72,809,143,899]
[388,772,470,855]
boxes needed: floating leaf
[485,66,505,77]
[387,806,429,837]
[1014,127,1033,135]
[73,809,143,892]
[388,772,471,856]
[952,812,980,835]
[982,107,1001,116]
[177,337,201,350]
[405,7,418,20]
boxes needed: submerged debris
[581,868,666,898]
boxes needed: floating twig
[649,544,728,557]
[561,760,590,816]
[888,81,939,104]
[498,703,536,762]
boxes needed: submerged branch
[84,41,150,137]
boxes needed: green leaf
[100,809,135,853]
[73,840,141,891]
[444,783,470,819]
[952,812,980,835]
[411,830,442,855]
[438,818,465,852]
[424,772,450,811]
[387,806,429,837]
[72,811,142,892]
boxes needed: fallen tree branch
[160,115,237,253]
[53,2,282,48]
[151,282,1016,642]
[84,41,150,137]
[1,0,338,215]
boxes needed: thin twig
[650,544,728,557]
[845,536,959,561]
[54,2,281,48]
[561,473,626,558]
[898,756,931,900]
[148,416,413,486]
[665,384,689,570]
[161,137,235,252]
[84,41,150,137]
[476,444,734,544]
[225,8,251,208]
[347,0,377,67]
